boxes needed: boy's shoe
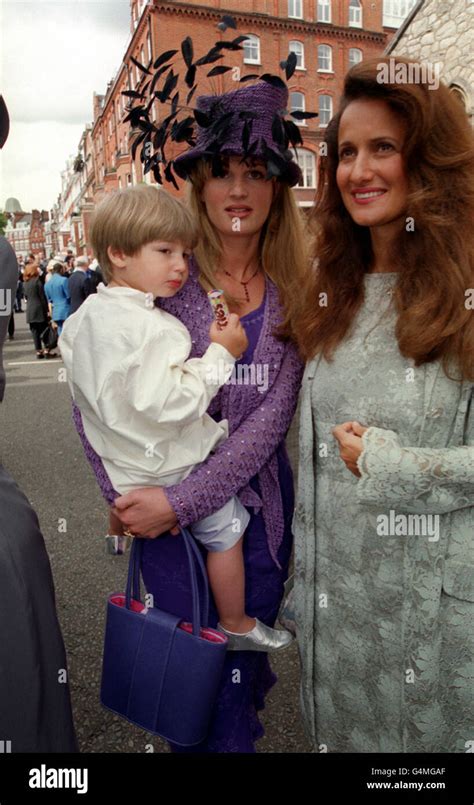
[217,618,294,652]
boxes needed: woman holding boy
[71,80,308,752]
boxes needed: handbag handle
[125,528,210,637]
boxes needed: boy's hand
[209,313,248,359]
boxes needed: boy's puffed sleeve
[100,326,236,428]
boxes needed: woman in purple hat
[73,75,310,751]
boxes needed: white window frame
[318,94,333,127]
[349,0,362,28]
[349,48,362,68]
[243,34,260,65]
[147,31,153,63]
[383,0,417,29]
[290,91,307,126]
[289,41,305,70]
[288,0,303,19]
[317,45,333,73]
[293,148,316,189]
[317,0,331,23]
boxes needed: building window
[288,0,303,19]
[127,173,132,187]
[290,92,306,125]
[293,148,316,188]
[317,0,331,23]
[289,41,305,70]
[243,35,260,64]
[318,45,333,72]
[349,48,362,68]
[383,0,417,28]
[141,45,145,67]
[318,94,333,127]
[147,31,152,63]
[349,0,362,27]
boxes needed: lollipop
[208,289,230,330]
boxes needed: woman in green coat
[284,57,473,753]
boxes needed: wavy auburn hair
[285,57,474,381]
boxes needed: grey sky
[1,0,131,211]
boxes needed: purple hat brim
[173,146,302,187]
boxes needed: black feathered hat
[122,15,317,189]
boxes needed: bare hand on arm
[332,421,368,477]
[112,487,180,538]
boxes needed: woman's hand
[332,421,368,477]
[108,507,125,536]
[111,487,180,538]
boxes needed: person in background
[14,258,24,312]
[22,262,57,358]
[68,255,92,314]
[7,311,14,341]
[87,257,104,291]
[45,262,71,335]
[0,91,77,752]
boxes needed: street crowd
[7,251,103,358]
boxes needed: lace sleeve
[356,424,474,514]
[165,343,304,528]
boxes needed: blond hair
[90,184,199,282]
[186,160,311,327]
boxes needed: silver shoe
[217,618,294,652]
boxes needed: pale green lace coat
[291,277,473,753]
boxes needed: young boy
[60,185,292,652]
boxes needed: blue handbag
[100,528,228,746]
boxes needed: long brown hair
[286,57,474,381]
[186,158,311,329]
[23,264,39,281]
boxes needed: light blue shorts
[190,496,250,552]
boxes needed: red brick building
[5,206,50,259]
[88,1,397,208]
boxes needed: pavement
[0,310,312,753]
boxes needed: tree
[0,211,8,236]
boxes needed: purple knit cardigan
[72,255,304,567]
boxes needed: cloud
[1,0,130,209]
[1,120,84,210]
